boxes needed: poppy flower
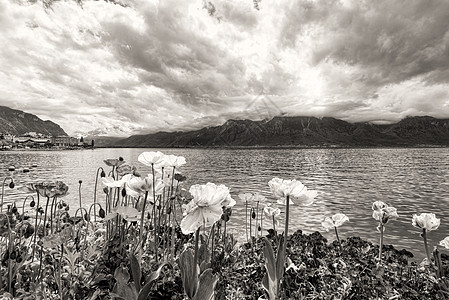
[412,213,440,232]
[439,237,449,249]
[101,174,132,188]
[160,154,186,168]
[103,158,125,167]
[180,183,235,234]
[322,213,349,232]
[269,178,317,206]
[35,181,68,198]
[137,151,165,167]
[372,204,398,225]
[125,174,165,199]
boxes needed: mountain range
[1,104,448,148]
[110,116,449,148]
[0,106,67,136]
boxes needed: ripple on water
[1,147,449,260]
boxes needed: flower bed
[1,151,449,299]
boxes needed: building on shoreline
[0,132,85,149]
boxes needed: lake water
[1,147,449,260]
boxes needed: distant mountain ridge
[0,106,67,136]
[111,116,449,148]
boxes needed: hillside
[110,116,449,148]
[0,106,67,136]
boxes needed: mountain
[0,106,67,136]
[110,116,449,148]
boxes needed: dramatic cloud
[0,0,448,136]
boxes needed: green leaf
[192,269,218,300]
[130,254,141,292]
[137,262,169,300]
[179,248,199,299]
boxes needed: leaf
[63,246,80,270]
[262,237,277,300]
[130,254,141,292]
[113,266,138,300]
[137,262,169,300]
[179,248,199,299]
[275,235,285,287]
[192,268,218,300]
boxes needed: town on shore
[0,132,93,150]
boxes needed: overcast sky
[1,0,449,136]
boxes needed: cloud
[0,0,449,136]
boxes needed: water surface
[1,147,448,260]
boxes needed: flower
[322,213,349,232]
[372,203,398,225]
[125,174,165,199]
[104,205,139,222]
[412,213,440,231]
[263,205,280,218]
[101,174,132,188]
[253,193,267,202]
[116,164,137,176]
[238,193,254,203]
[264,205,280,226]
[104,158,125,167]
[268,177,317,205]
[138,151,165,167]
[180,183,235,234]
[372,201,387,211]
[439,237,449,249]
[160,154,186,168]
[35,181,69,198]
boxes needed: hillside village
[0,132,93,150]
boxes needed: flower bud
[121,189,126,197]
[99,208,106,218]
[100,170,106,178]
[9,181,14,189]
[30,200,36,207]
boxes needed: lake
[1,147,449,260]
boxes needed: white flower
[180,183,235,234]
[238,193,254,203]
[322,213,349,231]
[372,204,398,225]
[439,237,449,249]
[253,192,267,202]
[160,154,186,168]
[263,205,281,218]
[268,177,317,206]
[412,213,440,231]
[285,257,300,272]
[138,151,165,167]
[101,174,132,188]
[125,174,165,199]
[264,205,280,226]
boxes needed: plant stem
[193,227,200,269]
[32,192,40,261]
[423,228,431,262]
[284,195,290,252]
[334,226,341,249]
[379,222,384,262]
[245,200,248,242]
[139,191,149,263]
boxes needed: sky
[1,0,449,136]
